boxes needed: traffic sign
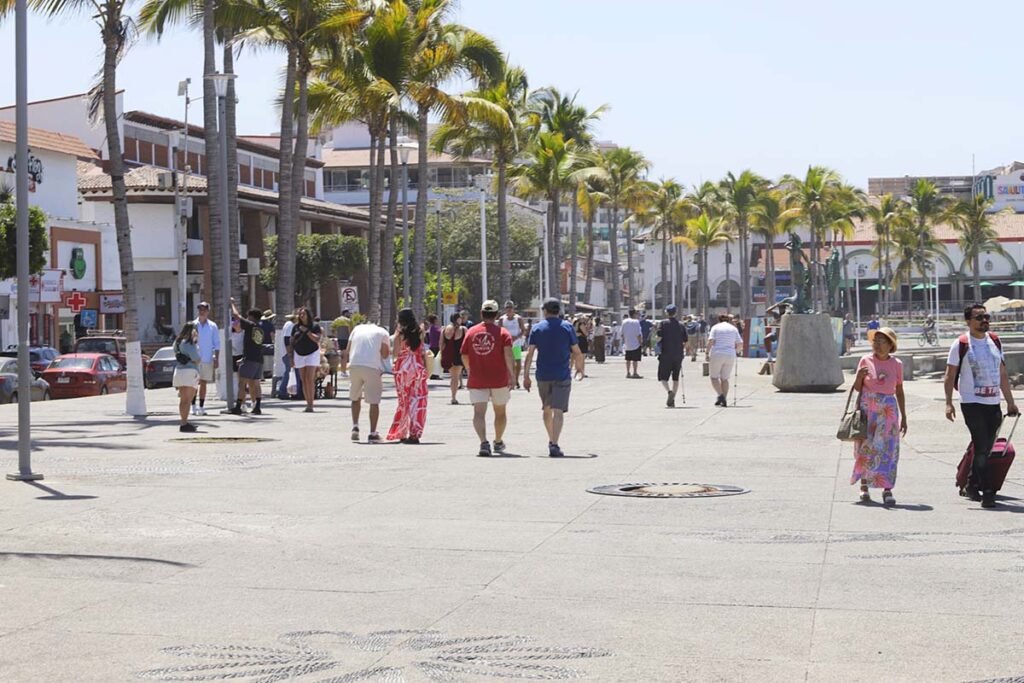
[340,286,359,312]
[442,291,458,305]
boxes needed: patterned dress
[850,354,903,489]
[387,338,428,441]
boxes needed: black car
[145,346,176,389]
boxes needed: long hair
[397,308,422,351]
[295,307,313,327]
[175,321,196,347]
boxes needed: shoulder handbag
[836,383,867,442]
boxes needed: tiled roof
[847,210,1024,245]
[321,146,490,168]
[77,162,369,220]
[0,121,97,160]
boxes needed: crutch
[680,366,686,404]
[732,353,739,406]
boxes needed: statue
[778,232,812,314]
[825,247,842,313]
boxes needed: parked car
[0,346,60,376]
[145,346,176,389]
[0,358,51,403]
[39,353,127,399]
[72,335,149,370]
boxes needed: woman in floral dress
[851,327,908,505]
[388,308,429,444]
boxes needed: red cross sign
[64,291,88,313]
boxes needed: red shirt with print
[462,322,513,389]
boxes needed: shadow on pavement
[0,551,193,567]
[23,481,98,501]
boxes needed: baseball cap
[481,300,500,313]
[665,304,677,314]
[542,297,561,314]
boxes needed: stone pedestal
[772,313,844,392]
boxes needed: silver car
[0,358,51,403]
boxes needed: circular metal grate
[587,482,750,498]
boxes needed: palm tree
[749,189,797,308]
[526,88,606,312]
[631,179,690,310]
[906,179,951,315]
[406,5,503,317]
[509,131,586,301]
[592,147,649,316]
[5,0,146,413]
[949,194,1007,301]
[686,213,731,318]
[431,62,526,306]
[865,194,909,316]
[718,170,767,317]
[780,166,844,310]
[577,178,607,307]
[825,183,866,313]
[890,221,946,318]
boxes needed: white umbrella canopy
[984,296,1011,313]
[1003,299,1024,310]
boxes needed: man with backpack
[944,304,1019,508]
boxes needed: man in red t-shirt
[462,299,515,457]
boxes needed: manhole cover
[167,437,274,444]
[587,482,750,498]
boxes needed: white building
[0,121,121,351]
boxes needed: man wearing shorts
[621,309,644,378]
[347,320,391,443]
[656,305,687,407]
[523,298,584,458]
[706,314,743,407]
[230,299,266,415]
[192,301,219,415]
[462,300,515,457]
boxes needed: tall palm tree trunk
[568,201,578,313]
[380,118,400,327]
[625,223,636,309]
[411,106,429,318]
[608,204,621,317]
[497,160,511,304]
[583,213,594,305]
[102,22,145,415]
[224,37,241,303]
[738,222,749,318]
[701,247,709,318]
[659,233,668,310]
[766,238,777,306]
[366,128,381,322]
[290,65,311,306]
[274,50,297,319]
[202,0,222,320]
[549,193,560,300]
[841,235,850,314]
[974,255,981,303]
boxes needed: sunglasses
[973,314,991,321]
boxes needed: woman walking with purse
[850,327,907,505]
[172,322,201,433]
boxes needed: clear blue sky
[2,0,1021,187]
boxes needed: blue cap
[665,304,677,314]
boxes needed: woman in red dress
[388,308,429,444]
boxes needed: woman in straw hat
[851,327,908,505]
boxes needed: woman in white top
[500,301,524,389]
[706,314,743,407]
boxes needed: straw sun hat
[867,327,898,352]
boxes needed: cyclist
[922,315,937,345]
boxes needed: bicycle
[918,330,938,347]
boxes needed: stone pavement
[2,354,1024,682]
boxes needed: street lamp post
[541,200,551,302]
[434,204,442,321]
[725,242,733,313]
[398,136,413,306]
[208,72,235,411]
[855,263,865,333]
[8,0,42,481]
[474,173,491,303]
[173,78,191,330]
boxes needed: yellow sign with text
[442,291,458,305]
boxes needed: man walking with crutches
[656,304,687,408]
[706,314,743,407]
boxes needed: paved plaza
[2,356,1024,682]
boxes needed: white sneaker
[190,405,198,416]
[198,406,207,416]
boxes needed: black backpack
[173,342,191,365]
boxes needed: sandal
[859,484,871,503]
[882,490,895,507]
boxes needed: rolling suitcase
[957,414,1019,495]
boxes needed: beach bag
[836,383,867,442]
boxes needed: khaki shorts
[172,367,199,389]
[538,379,572,412]
[709,353,735,380]
[349,365,383,403]
[198,362,215,383]
[469,386,511,406]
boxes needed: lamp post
[541,200,551,301]
[173,78,191,330]
[397,136,414,306]
[208,72,235,411]
[725,242,733,313]
[474,173,491,303]
[855,263,865,333]
[434,204,442,321]
[8,0,41,481]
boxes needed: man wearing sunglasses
[945,304,1019,508]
